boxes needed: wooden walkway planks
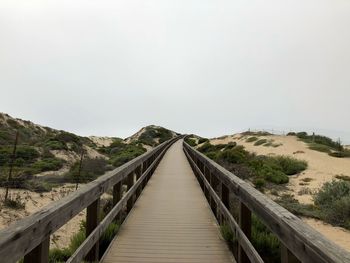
[102,140,234,263]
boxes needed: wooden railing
[0,136,180,263]
[183,141,350,263]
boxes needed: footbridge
[0,137,349,263]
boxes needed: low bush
[251,215,280,262]
[49,248,71,263]
[335,174,350,182]
[246,136,258,143]
[197,142,307,187]
[32,158,64,173]
[273,156,307,175]
[253,178,265,189]
[254,139,267,146]
[185,138,197,147]
[220,224,234,243]
[308,143,332,153]
[329,151,350,158]
[313,180,350,229]
[3,195,25,209]
[276,194,320,219]
[66,157,109,183]
[198,138,209,144]
[0,146,39,166]
[44,139,68,150]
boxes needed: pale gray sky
[1,0,350,142]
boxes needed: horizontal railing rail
[0,136,180,263]
[183,141,350,263]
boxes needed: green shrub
[273,156,307,175]
[252,215,280,262]
[258,165,288,184]
[111,146,146,167]
[3,195,25,209]
[253,178,265,189]
[32,158,64,172]
[296,132,344,152]
[217,146,249,164]
[66,157,109,183]
[314,180,350,209]
[308,143,332,153]
[276,194,320,219]
[220,224,234,242]
[329,151,350,158]
[49,248,71,263]
[254,139,267,146]
[197,142,226,153]
[185,138,197,147]
[100,222,119,254]
[335,174,350,182]
[44,140,67,150]
[69,222,86,253]
[313,180,350,229]
[246,136,258,143]
[198,138,209,144]
[224,142,237,150]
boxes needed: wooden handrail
[183,141,350,263]
[0,136,180,263]
[184,148,264,263]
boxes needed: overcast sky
[1,0,350,142]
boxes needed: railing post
[222,184,229,211]
[135,165,143,198]
[113,181,122,221]
[127,172,134,213]
[85,198,100,262]
[281,244,301,263]
[23,237,50,263]
[238,201,251,263]
[211,174,220,220]
[209,173,217,217]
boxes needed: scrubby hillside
[186,131,350,251]
[0,113,179,249]
[0,114,178,193]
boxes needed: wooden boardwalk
[102,140,234,263]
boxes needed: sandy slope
[89,136,115,147]
[210,134,350,204]
[0,184,85,249]
[209,134,350,251]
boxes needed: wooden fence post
[23,237,50,263]
[281,244,301,263]
[135,165,143,198]
[126,172,134,213]
[238,201,251,263]
[85,198,100,262]
[113,181,122,221]
[209,173,217,218]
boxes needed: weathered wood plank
[184,142,350,263]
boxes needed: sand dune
[209,134,350,251]
[0,184,84,249]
